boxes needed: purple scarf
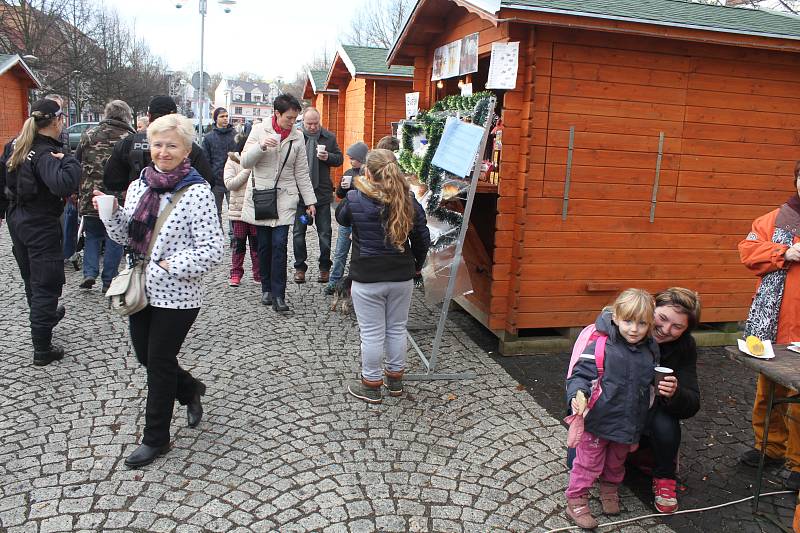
[128,159,192,254]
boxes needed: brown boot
[293,270,306,284]
[566,496,598,529]
[598,481,620,515]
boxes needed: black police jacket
[102,131,215,192]
[2,134,80,218]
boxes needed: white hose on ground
[545,490,795,532]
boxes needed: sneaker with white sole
[653,477,678,514]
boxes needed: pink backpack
[564,324,608,447]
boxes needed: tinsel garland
[398,91,494,228]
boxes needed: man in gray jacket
[293,107,343,284]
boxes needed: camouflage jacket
[77,118,135,216]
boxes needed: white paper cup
[316,144,326,155]
[96,194,115,220]
[270,133,281,144]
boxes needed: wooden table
[726,344,800,523]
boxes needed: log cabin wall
[0,68,30,143]
[513,26,800,331]
[313,92,343,186]
[342,78,369,162]
[370,80,412,147]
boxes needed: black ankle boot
[124,443,170,468]
[187,381,206,428]
[272,297,289,312]
[32,336,64,366]
[261,292,272,306]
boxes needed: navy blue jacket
[202,125,237,191]
[567,310,660,444]
[336,189,430,283]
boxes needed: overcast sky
[102,0,366,81]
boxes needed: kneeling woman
[98,114,223,467]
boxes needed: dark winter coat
[335,167,363,200]
[567,310,660,445]
[2,134,80,218]
[75,118,135,216]
[335,187,430,283]
[653,332,700,420]
[305,127,343,204]
[201,125,237,192]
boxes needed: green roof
[308,69,328,92]
[502,0,800,40]
[341,45,413,77]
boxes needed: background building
[214,79,278,125]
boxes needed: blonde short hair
[611,289,655,327]
[147,114,194,150]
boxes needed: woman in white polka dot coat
[98,114,223,469]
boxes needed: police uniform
[2,104,80,363]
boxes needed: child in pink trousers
[565,289,660,529]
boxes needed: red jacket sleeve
[738,210,790,277]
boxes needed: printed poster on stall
[431,45,444,80]
[459,33,479,75]
[486,41,519,90]
[432,39,463,80]
[405,92,419,119]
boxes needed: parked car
[65,122,99,151]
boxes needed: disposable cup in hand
[270,133,281,145]
[96,194,115,220]
[340,175,352,188]
[316,144,326,155]
[654,366,673,394]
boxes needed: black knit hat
[213,107,227,122]
[30,99,62,121]
[148,95,178,118]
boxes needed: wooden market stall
[388,0,800,352]
[0,54,40,143]
[325,45,413,162]
[303,67,342,184]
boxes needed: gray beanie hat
[346,141,369,163]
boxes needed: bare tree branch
[342,0,414,49]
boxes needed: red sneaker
[229,276,241,287]
[653,477,678,514]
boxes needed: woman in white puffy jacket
[97,114,223,469]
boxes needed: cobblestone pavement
[0,214,676,532]
[498,345,798,532]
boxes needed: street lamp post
[176,0,235,139]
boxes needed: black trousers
[641,405,682,479]
[129,305,201,447]
[7,206,65,343]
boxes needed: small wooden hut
[0,54,40,143]
[388,0,800,352]
[303,67,342,184]
[325,45,414,156]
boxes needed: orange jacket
[738,208,800,343]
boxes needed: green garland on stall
[398,91,493,227]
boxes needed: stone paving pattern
[2,214,682,532]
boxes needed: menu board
[486,41,519,90]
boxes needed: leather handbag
[105,187,189,316]
[252,140,293,220]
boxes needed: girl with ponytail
[2,99,80,366]
[335,148,431,404]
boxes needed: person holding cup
[95,113,223,468]
[627,287,701,514]
[240,94,317,312]
[293,107,343,285]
